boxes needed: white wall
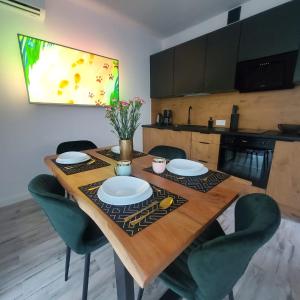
[162,0,291,49]
[0,0,161,206]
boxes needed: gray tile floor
[0,199,299,300]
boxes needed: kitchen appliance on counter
[156,113,163,125]
[163,109,173,125]
[235,51,298,92]
[218,135,275,188]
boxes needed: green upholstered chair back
[188,193,281,300]
[149,145,186,160]
[28,174,94,254]
[56,140,97,154]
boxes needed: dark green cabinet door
[204,23,241,93]
[239,1,300,61]
[294,53,300,84]
[293,1,300,83]
[173,36,207,96]
[150,48,174,98]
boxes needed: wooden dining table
[44,148,251,300]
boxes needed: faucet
[187,106,192,124]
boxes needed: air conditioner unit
[0,0,45,20]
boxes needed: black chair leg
[137,287,144,300]
[65,246,71,281]
[82,253,91,300]
[228,290,234,300]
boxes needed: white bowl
[111,145,120,154]
[56,151,91,165]
[166,159,208,176]
[98,176,153,205]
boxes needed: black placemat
[53,155,110,175]
[79,180,187,236]
[143,168,230,193]
[97,149,147,161]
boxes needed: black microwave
[235,51,298,92]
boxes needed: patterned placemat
[143,167,230,193]
[97,149,147,161]
[79,180,187,236]
[52,155,110,175]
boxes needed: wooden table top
[44,148,251,287]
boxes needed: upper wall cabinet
[292,1,300,83]
[149,0,300,98]
[204,23,241,93]
[173,36,207,96]
[239,1,300,62]
[294,55,300,84]
[150,48,174,98]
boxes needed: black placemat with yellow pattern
[79,180,187,236]
[143,168,230,193]
[97,149,147,161]
[52,155,110,175]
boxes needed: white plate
[98,176,153,205]
[166,159,208,176]
[56,151,91,165]
[111,145,120,154]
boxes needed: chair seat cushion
[160,220,225,300]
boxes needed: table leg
[114,251,135,300]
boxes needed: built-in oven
[218,135,275,188]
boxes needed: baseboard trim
[0,192,31,208]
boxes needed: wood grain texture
[44,149,250,287]
[1,198,299,299]
[191,132,220,144]
[151,85,300,130]
[143,127,192,158]
[190,132,220,169]
[267,141,300,218]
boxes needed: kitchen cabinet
[294,57,300,84]
[149,1,300,98]
[204,23,241,93]
[173,36,207,96]
[190,132,220,170]
[238,1,300,62]
[267,141,300,218]
[143,128,191,158]
[150,48,174,98]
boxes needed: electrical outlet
[216,120,226,126]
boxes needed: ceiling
[96,0,249,37]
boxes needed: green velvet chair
[149,145,186,160]
[56,140,97,154]
[157,193,281,300]
[28,174,107,300]
[56,140,97,200]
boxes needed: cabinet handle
[198,159,208,163]
[198,141,210,144]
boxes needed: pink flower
[133,96,145,104]
[120,101,129,106]
[104,105,112,111]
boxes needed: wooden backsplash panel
[151,86,300,130]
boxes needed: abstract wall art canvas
[17,34,119,106]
